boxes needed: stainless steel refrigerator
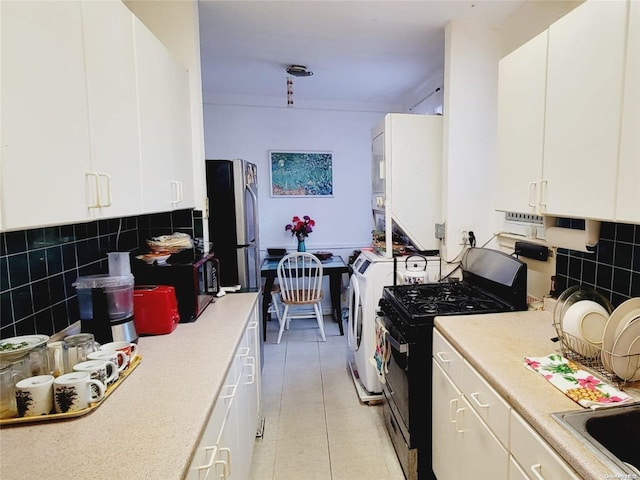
[206,159,260,291]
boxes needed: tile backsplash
[0,209,203,339]
[555,221,640,307]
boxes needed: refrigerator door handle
[245,183,260,290]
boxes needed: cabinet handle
[435,352,451,363]
[449,399,458,423]
[98,172,112,207]
[248,321,258,331]
[217,447,231,478]
[177,180,184,202]
[221,384,236,401]
[170,181,180,205]
[455,407,465,433]
[237,347,250,358]
[244,356,256,384]
[470,392,489,408]
[539,179,548,209]
[86,172,101,208]
[530,463,545,480]
[527,181,538,208]
[197,445,219,473]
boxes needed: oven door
[381,314,412,445]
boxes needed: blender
[73,253,138,344]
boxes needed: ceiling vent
[286,65,313,77]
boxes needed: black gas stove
[377,248,528,480]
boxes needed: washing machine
[347,250,398,403]
[347,249,441,403]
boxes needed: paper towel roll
[545,227,596,252]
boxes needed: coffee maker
[73,253,138,344]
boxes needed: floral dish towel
[524,354,635,409]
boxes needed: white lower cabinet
[510,410,580,480]
[432,332,509,480]
[432,329,579,480]
[187,310,261,479]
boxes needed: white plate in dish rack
[602,298,640,370]
[610,316,640,381]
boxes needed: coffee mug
[73,360,118,387]
[53,371,105,413]
[15,375,54,417]
[87,350,126,379]
[100,341,138,369]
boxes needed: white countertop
[435,310,640,480]
[0,293,259,480]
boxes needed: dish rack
[553,317,640,389]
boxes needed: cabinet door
[186,394,226,480]
[458,395,510,480]
[433,329,463,386]
[510,410,580,480]
[432,360,463,480]
[542,0,628,219]
[460,359,511,449]
[616,0,640,223]
[166,61,195,209]
[134,18,177,214]
[1,1,92,230]
[81,1,142,218]
[496,30,548,214]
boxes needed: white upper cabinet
[81,1,142,218]
[542,0,628,220]
[0,1,195,232]
[496,30,548,214]
[134,19,194,213]
[616,0,640,223]
[1,1,92,231]
[496,0,638,223]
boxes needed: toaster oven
[131,251,220,322]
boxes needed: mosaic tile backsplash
[0,209,203,339]
[555,221,640,307]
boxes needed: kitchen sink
[552,403,640,477]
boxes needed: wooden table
[260,255,350,341]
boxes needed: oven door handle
[386,331,408,354]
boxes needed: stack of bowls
[601,298,640,381]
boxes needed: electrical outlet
[460,230,468,246]
[435,223,445,239]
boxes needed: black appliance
[206,159,260,290]
[377,248,527,480]
[131,251,219,322]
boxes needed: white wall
[203,103,385,259]
[441,20,503,267]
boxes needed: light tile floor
[249,315,406,480]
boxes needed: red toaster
[133,285,180,335]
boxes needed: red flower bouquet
[285,215,315,241]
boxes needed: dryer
[347,250,398,403]
[348,249,441,403]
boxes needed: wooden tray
[0,355,142,427]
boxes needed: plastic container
[73,274,135,320]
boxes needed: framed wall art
[269,151,334,197]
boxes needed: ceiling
[197,0,526,107]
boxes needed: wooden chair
[276,252,325,344]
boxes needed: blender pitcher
[73,274,138,345]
